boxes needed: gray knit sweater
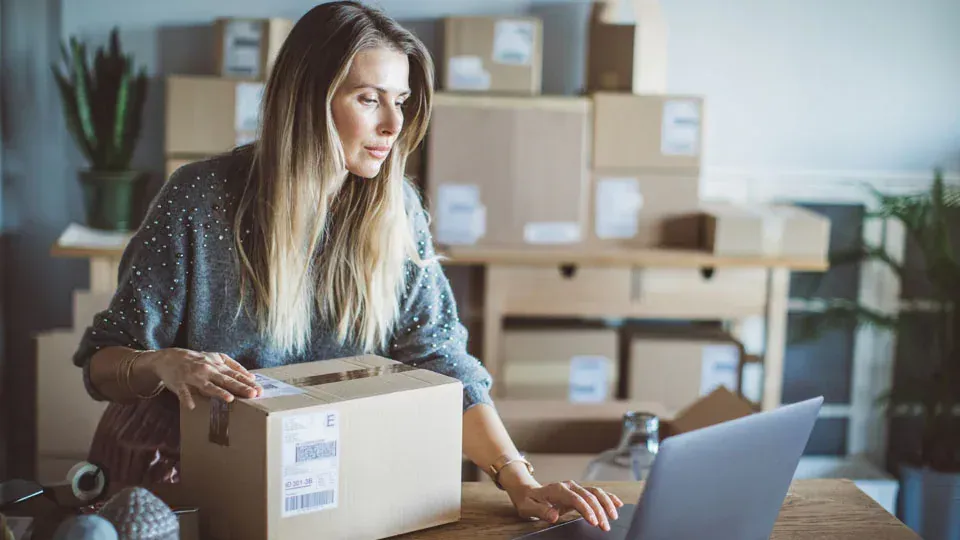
[73,150,494,411]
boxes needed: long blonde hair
[232,1,434,355]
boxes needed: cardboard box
[213,18,293,80]
[440,16,543,95]
[165,76,263,157]
[661,203,832,260]
[180,355,463,540]
[502,328,618,401]
[588,171,699,248]
[498,387,756,455]
[586,0,668,94]
[593,93,703,172]
[426,93,591,248]
[627,331,745,413]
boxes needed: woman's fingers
[553,483,598,527]
[176,383,196,410]
[585,486,620,521]
[218,354,254,379]
[212,371,259,398]
[568,482,610,531]
[198,380,235,402]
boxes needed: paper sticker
[524,222,581,244]
[252,374,305,399]
[569,356,610,403]
[595,177,644,239]
[447,56,492,91]
[235,82,264,144]
[282,410,339,517]
[660,99,701,156]
[223,20,263,78]
[492,20,536,65]
[700,345,740,396]
[436,184,485,245]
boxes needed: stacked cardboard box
[164,18,292,178]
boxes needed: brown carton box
[593,93,703,172]
[662,202,831,260]
[213,18,293,81]
[180,355,463,540]
[502,328,619,402]
[627,331,746,413]
[426,93,591,248]
[586,0,668,94]
[588,171,699,248]
[165,76,263,157]
[439,16,543,95]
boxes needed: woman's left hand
[506,481,624,531]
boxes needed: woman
[73,1,621,531]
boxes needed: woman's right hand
[145,348,263,409]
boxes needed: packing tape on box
[209,363,420,446]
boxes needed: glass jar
[583,411,660,482]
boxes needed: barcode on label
[284,490,334,513]
[260,381,278,390]
[296,440,337,462]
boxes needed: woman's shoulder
[165,147,254,198]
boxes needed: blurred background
[2,0,959,535]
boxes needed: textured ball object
[97,487,179,540]
[52,515,119,540]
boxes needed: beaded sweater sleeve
[388,194,495,412]
[73,165,197,401]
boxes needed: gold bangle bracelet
[122,349,162,399]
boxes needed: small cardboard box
[586,0,669,94]
[439,16,543,95]
[661,202,832,260]
[180,355,463,540]
[165,76,264,157]
[213,18,293,80]
[426,93,591,248]
[593,93,704,172]
[502,328,619,402]
[627,331,746,413]
[588,171,700,248]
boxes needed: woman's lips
[365,146,391,160]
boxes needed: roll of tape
[67,462,107,503]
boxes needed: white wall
[60,0,960,183]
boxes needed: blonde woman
[73,1,622,530]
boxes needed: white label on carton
[223,20,263,78]
[569,356,610,403]
[235,82,264,144]
[282,410,340,517]
[252,374,304,399]
[596,177,644,239]
[492,20,536,65]
[700,345,740,396]
[661,99,701,156]
[524,222,582,244]
[448,56,492,90]
[436,184,485,245]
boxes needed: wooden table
[399,480,917,540]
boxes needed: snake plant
[51,27,148,172]
[797,169,960,472]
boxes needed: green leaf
[110,64,131,170]
[69,38,98,164]
[830,244,906,281]
[788,299,898,345]
[51,67,95,163]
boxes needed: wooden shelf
[441,246,828,271]
[494,399,675,422]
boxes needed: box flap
[668,387,755,435]
[243,355,461,413]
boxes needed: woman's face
[332,46,411,179]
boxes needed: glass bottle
[583,411,660,482]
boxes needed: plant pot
[899,464,960,539]
[79,170,145,232]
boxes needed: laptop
[514,396,824,540]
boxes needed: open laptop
[514,396,824,540]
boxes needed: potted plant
[51,28,148,231]
[798,169,959,539]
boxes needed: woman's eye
[360,96,378,105]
